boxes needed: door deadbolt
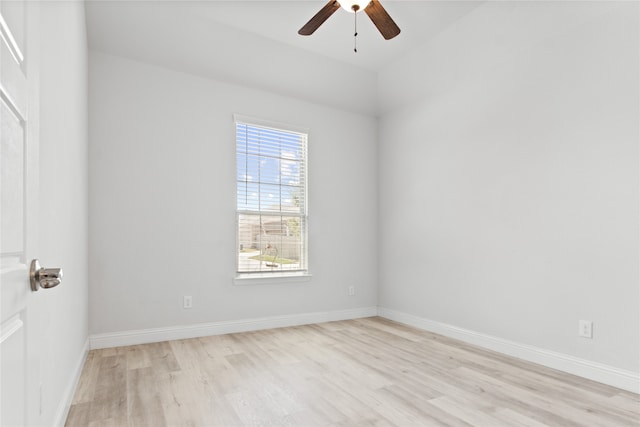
[30,259,63,291]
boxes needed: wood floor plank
[124,345,152,371]
[89,355,128,425]
[492,408,554,427]
[224,387,284,426]
[70,351,100,405]
[376,384,470,426]
[127,367,167,426]
[67,317,640,426]
[64,402,93,427]
[156,370,206,427]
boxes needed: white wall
[39,1,89,424]
[88,52,378,335]
[378,1,639,373]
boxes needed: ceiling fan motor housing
[341,1,371,13]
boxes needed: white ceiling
[84,1,483,115]
[86,1,481,71]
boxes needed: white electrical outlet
[183,296,193,309]
[348,286,355,296]
[579,320,593,338]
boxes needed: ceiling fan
[298,0,401,41]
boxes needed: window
[235,115,308,276]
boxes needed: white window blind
[235,116,308,275]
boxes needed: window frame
[233,114,310,282]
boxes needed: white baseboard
[54,337,89,427]
[89,306,378,350]
[377,307,640,394]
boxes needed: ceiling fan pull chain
[354,10,358,53]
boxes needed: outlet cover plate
[579,320,593,338]
[183,296,193,309]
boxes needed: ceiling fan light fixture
[340,1,370,13]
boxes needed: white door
[1,1,44,425]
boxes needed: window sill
[233,273,312,286]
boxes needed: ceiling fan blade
[364,0,400,40]
[298,1,341,36]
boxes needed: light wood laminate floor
[66,317,639,426]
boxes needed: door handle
[30,259,63,291]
